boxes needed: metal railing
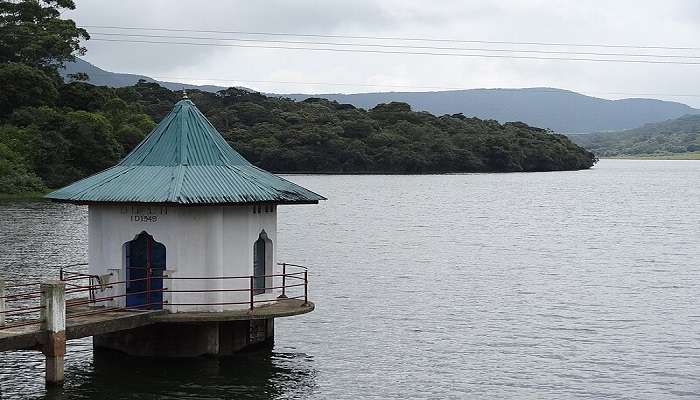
[0,263,91,329]
[0,279,45,329]
[59,262,308,313]
[0,262,310,330]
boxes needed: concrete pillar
[0,280,6,326]
[94,319,275,357]
[40,281,66,385]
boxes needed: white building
[47,97,325,314]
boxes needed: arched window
[253,230,272,295]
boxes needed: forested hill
[145,83,596,172]
[569,114,700,157]
[284,89,700,133]
[0,79,597,194]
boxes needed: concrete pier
[0,283,312,383]
[40,281,66,385]
[94,319,274,357]
[1,299,312,354]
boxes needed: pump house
[45,97,324,356]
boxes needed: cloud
[66,0,700,107]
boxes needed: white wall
[88,204,277,312]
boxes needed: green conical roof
[46,99,325,205]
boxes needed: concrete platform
[0,299,314,353]
[0,309,162,352]
[152,299,314,322]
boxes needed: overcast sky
[66,0,700,107]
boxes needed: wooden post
[0,280,6,326]
[41,281,66,386]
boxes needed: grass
[605,151,700,160]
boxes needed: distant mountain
[60,58,229,93]
[568,114,700,156]
[284,89,699,134]
[63,59,699,134]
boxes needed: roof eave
[45,198,322,206]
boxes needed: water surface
[1,160,698,399]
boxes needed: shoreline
[602,152,700,161]
[2,158,693,200]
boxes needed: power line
[87,38,700,65]
[87,32,700,60]
[75,71,700,98]
[80,25,700,51]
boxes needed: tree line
[569,114,700,157]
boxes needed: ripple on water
[0,160,699,399]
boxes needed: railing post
[303,270,308,306]
[249,276,254,311]
[88,276,95,304]
[278,263,288,299]
[40,280,66,386]
[0,280,5,326]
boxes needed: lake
[1,159,699,399]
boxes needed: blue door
[125,232,166,309]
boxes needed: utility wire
[80,25,700,51]
[87,32,700,60]
[88,38,700,65]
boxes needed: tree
[58,81,113,111]
[0,63,58,116]
[0,142,45,194]
[341,119,376,138]
[62,111,121,175]
[0,0,89,70]
[9,106,75,187]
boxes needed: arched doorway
[253,231,272,295]
[124,232,166,309]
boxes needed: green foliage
[0,140,45,194]
[118,80,179,121]
[58,81,113,111]
[8,107,81,187]
[167,87,595,173]
[0,62,58,116]
[0,0,157,192]
[6,94,152,187]
[63,110,122,174]
[570,114,700,156]
[0,0,89,70]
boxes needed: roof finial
[182,88,188,99]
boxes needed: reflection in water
[4,343,317,400]
[59,348,317,400]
